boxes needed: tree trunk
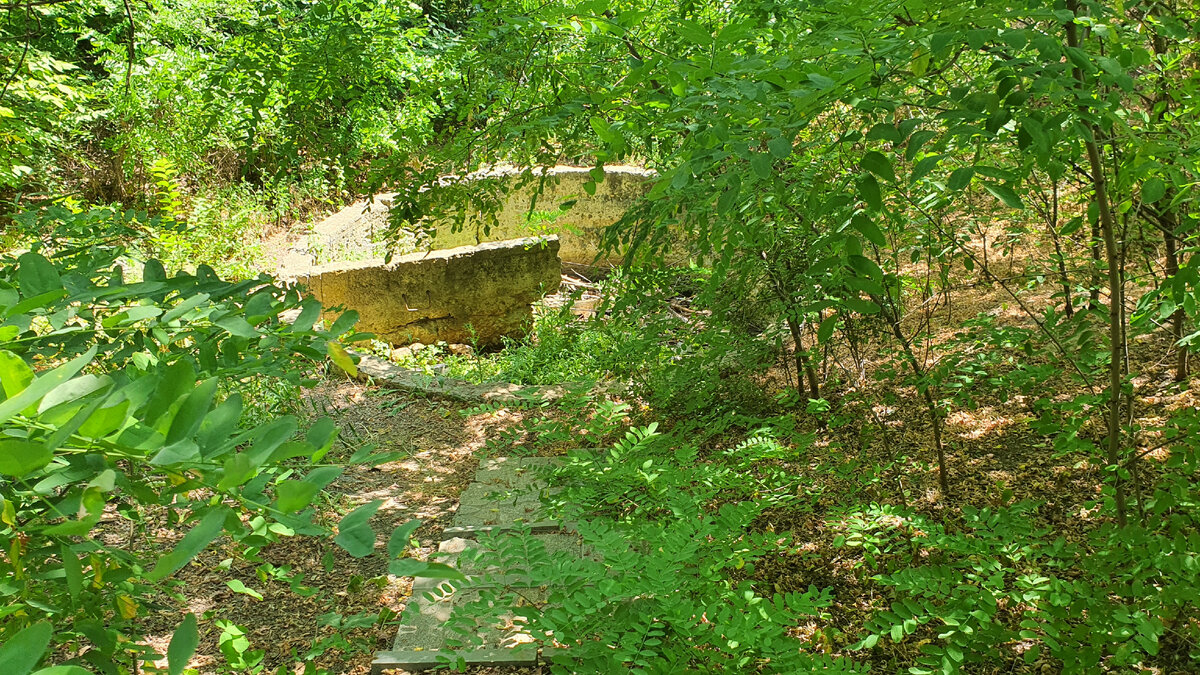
[787,315,820,401]
[883,303,949,496]
[1163,222,1189,381]
[1067,2,1129,526]
[1148,17,1190,383]
[1047,182,1074,318]
[1089,218,1102,311]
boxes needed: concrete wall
[301,166,653,271]
[295,237,561,347]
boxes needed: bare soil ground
[132,378,545,674]
[735,220,1200,671]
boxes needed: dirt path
[136,378,532,674]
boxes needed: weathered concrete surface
[291,166,653,271]
[353,352,575,401]
[352,353,628,403]
[374,455,575,674]
[423,166,652,267]
[296,236,560,347]
[455,456,561,528]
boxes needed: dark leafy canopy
[0,0,461,205]
[398,0,1195,258]
[391,0,1200,491]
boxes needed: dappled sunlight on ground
[945,406,1026,440]
[130,377,535,675]
[133,220,1200,674]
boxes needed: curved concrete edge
[295,165,657,271]
[352,352,569,404]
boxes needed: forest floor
[133,325,1198,673]
[129,216,1200,673]
[133,379,546,674]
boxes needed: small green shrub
[138,179,272,279]
[448,422,861,673]
[853,501,1200,673]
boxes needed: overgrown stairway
[372,457,576,673]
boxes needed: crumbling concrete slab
[376,456,582,674]
[353,353,574,402]
[416,166,652,269]
[295,236,560,347]
[392,584,552,651]
[473,457,560,488]
[372,647,537,673]
[383,568,551,673]
[298,166,653,272]
[452,457,561,528]
[441,521,564,538]
[416,534,584,589]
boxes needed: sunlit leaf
[861,151,895,182]
[17,253,62,297]
[326,341,358,377]
[334,500,382,558]
[167,614,199,675]
[0,621,52,675]
[388,520,423,559]
[146,507,229,581]
[0,440,54,477]
[388,559,467,580]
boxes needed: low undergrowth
[431,264,1200,674]
[450,392,1200,673]
[382,268,784,422]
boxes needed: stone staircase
[372,457,575,673]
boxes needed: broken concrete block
[295,236,560,347]
[293,166,654,271]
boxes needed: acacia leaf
[146,507,229,581]
[387,519,423,558]
[388,559,467,580]
[984,182,1025,209]
[858,176,882,211]
[0,346,96,425]
[167,614,198,675]
[1142,177,1166,203]
[334,500,382,558]
[817,315,838,343]
[326,341,358,377]
[861,151,896,182]
[275,480,320,513]
[0,440,53,477]
[0,621,52,675]
[17,253,62,297]
[851,214,886,247]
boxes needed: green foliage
[470,304,625,386]
[0,206,451,672]
[852,500,1200,673]
[445,422,857,673]
[0,48,86,193]
[216,621,264,673]
[4,0,1200,671]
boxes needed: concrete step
[392,583,551,652]
[372,646,537,672]
[409,535,586,598]
[473,456,561,488]
[379,534,578,673]
[451,457,564,530]
[375,456,590,673]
